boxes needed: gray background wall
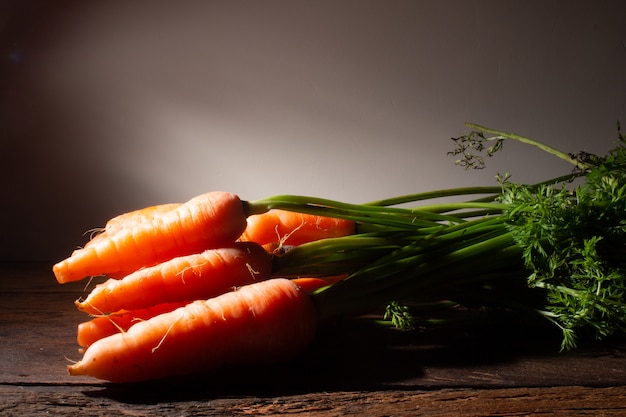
[2,0,625,262]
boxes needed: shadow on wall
[0,1,160,262]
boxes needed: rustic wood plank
[1,385,626,416]
[0,263,98,384]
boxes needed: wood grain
[2,385,626,416]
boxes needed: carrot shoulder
[75,241,273,315]
[67,278,318,382]
[239,209,355,246]
[53,191,248,284]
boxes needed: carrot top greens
[249,122,626,351]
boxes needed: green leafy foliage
[383,301,415,330]
[500,130,626,350]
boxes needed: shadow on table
[83,313,565,404]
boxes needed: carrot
[239,209,355,247]
[75,241,273,315]
[76,302,189,348]
[53,191,248,284]
[67,278,318,382]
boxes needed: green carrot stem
[311,231,520,321]
[466,123,592,171]
[248,194,509,230]
[365,186,502,206]
[273,215,510,280]
[247,195,445,228]
[409,202,507,216]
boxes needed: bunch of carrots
[54,123,626,383]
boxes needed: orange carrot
[239,209,355,247]
[75,241,273,315]
[68,278,318,382]
[76,302,188,349]
[53,191,248,284]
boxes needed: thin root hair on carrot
[76,299,107,316]
[245,263,263,279]
[77,303,126,333]
[82,303,129,334]
[271,219,306,255]
[105,316,127,335]
[83,228,105,240]
[82,276,98,293]
[151,312,184,354]
[175,261,209,285]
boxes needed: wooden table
[2,263,626,416]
